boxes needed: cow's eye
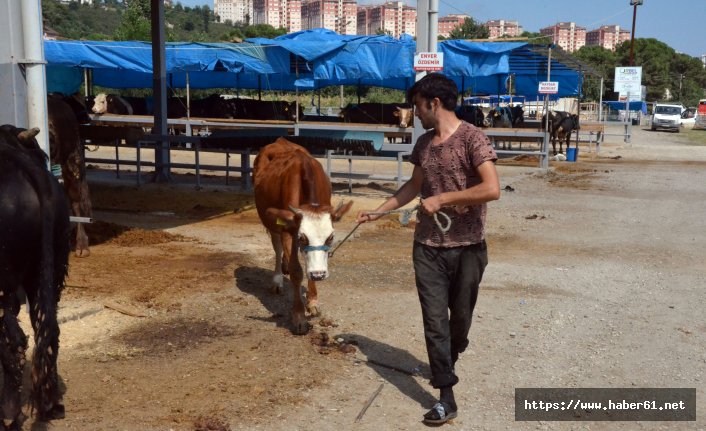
[325,234,334,245]
[298,235,308,246]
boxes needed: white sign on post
[614,66,643,101]
[414,52,444,71]
[538,81,559,94]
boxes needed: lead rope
[329,204,452,258]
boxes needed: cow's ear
[266,208,301,230]
[392,110,400,117]
[331,200,354,222]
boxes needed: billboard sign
[538,81,559,94]
[414,52,444,71]
[614,66,643,100]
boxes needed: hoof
[306,304,321,317]
[2,412,26,430]
[74,248,90,258]
[292,314,310,335]
[39,403,65,421]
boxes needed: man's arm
[356,165,424,223]
[420,160,500,215]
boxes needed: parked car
[651,103,683,132]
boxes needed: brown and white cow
[91,93,133,115]
[254,138,353,335]
[48,96,93,257]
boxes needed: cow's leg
[64,154,91,258]
[285,235,308,335]
[269,233,284,294]
[306,279,320,317]
[23,267,64,423]
[72,199,90,258]
[0,292,29,430]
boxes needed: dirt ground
[14,124,706,430]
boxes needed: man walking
[356,73,500,425]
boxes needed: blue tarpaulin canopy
[44,40,277,92]
[603,100,648,114]
[44,31,586,99]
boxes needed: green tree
[448,17,489,40]
[520,31,552,45]
[114,0,151,41]
[201,6,211,33]
[243,24,287,39]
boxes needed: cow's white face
[92,93,108,114]
[395,107,414,128]
[298,212,334,281]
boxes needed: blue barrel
[566,147,578,162]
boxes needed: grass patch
[684,128,706,145]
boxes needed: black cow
[48,96,93,257]
[510,105,525,127]
[455,105,487,127]
[542,111,580,155]
[167,97,188,118]
[49,93,92,124]
[191,94,238,119]
[0,125,69,428]
[340,102,414,128]
[121,96,151,115]
[230,99,302,121]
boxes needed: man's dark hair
[407,73,458,111]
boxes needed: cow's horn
[288,205,303,215]
[18,127,40,141]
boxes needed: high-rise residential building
[486,19,523,39]
[701,54,706,68]
[437,14,468,38]
[356,1,416,38]
[253,0,283,28]
[215,0,254,25]
[301,0,357,35]
[585,25,630,51]
[540,22,586,52]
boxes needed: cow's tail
[30,176,69,420]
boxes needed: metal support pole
[21,0,49,163]
[629,3,638,66]
[598,77,604,122]
[541,47,552,169]
[151,0,170,182]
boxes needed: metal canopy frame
[523,44,604,79]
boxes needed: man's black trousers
[413,240,487,389]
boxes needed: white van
[651,103,683,132]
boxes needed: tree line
[42,1,705,107]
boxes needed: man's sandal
[423,402,457,425]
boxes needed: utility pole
[629,0,643,66]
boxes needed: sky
[177,0,705,58]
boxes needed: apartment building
[357,1,416,38]
[301,0,357,35]
[252,0,303,32]
[214,0,253,25]
[486,19,523,39]
[437,14,467,38]
[540,22,586,52]
[585,25,630,51]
